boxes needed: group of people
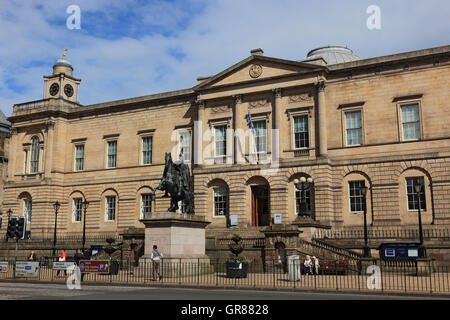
[303,255,320,275]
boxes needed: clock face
[64,84,74,97]
[49,83,59,96]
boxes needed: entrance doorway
[251,185,270,226]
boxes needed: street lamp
[414,180,426,258]
[82,199,89,250]
[294,177,313,218]
[359,186,371,258]
[52,201,61,255]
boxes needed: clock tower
[43,49,81,103]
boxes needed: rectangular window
[141,194,152,218]
[214,188,228,217]
[180,131,191,162]
[214,125,227,157]
[345,111,363,146]
[253,121,267,153]
[406,177,426,210]
[75,145,84,171]
[24,150,28,174]
[73,198,83,222]
[23,199,32,222]
[105,196,116,221]
[401,104,421,140]
[142,136,153,165]
[30,137,40,173]
[107,141,117,168]
[294,115,309,149]
[349,181,366,212]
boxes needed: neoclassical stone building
[2,45,450,240]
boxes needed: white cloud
[1,0,449,116]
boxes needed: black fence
[313,228,450,240]
[0,258,448,295]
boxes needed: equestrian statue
[153,152,195,214]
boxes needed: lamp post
[294,177,313,218]
[359,186,371,258]
[82,199,89,250]
[52,201,61,256]
[414,180,426,258]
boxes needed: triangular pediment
[194,55,326,90]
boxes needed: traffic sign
[0,261,8,273]
[79,260,110,273]
[52,262,75,270]
[15,261,39,277]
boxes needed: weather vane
[62,48,68,59]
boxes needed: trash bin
[288,255,301,281]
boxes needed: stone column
[194,99,205,165]
[272,88,282,161]
[317,81,328,157]
[233,94,244,164]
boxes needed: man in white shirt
[151,245,163,280]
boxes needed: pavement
[0,282,448,300]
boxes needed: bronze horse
[153,152,194,214]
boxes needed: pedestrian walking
[151,245,163,281]
[56,249,67,277]
[74,249,85,282]
[312,256,320,275]
[303,255,312,275]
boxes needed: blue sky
[0,0,449,116]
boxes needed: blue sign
[385,249,395,257]
[80,263,84,270]
[25,266,32,270]
[99,264,105,270]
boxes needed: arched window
[30,136,40,173]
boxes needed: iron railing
[313,228,450,240]
[0,258,447,295]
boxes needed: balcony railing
[13,98,81,114]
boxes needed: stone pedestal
[139,212,211,262]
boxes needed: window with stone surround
[214,188,228,217]
[30,136,40,173]
[73,198,83,222]
[105,196,116,221]
[179,130,191,162]
[74,144,84,171]
[142,136,153,165]
[348,181,366,212]
[141,194,152,219]
[345,111,363,146]
[401,104,421,141]
[406,177,426,210]
[214,125,227,157]
[294,115,309,149]
[23,199,32,222]
[107,140,117,168]
[253,120,267,154]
